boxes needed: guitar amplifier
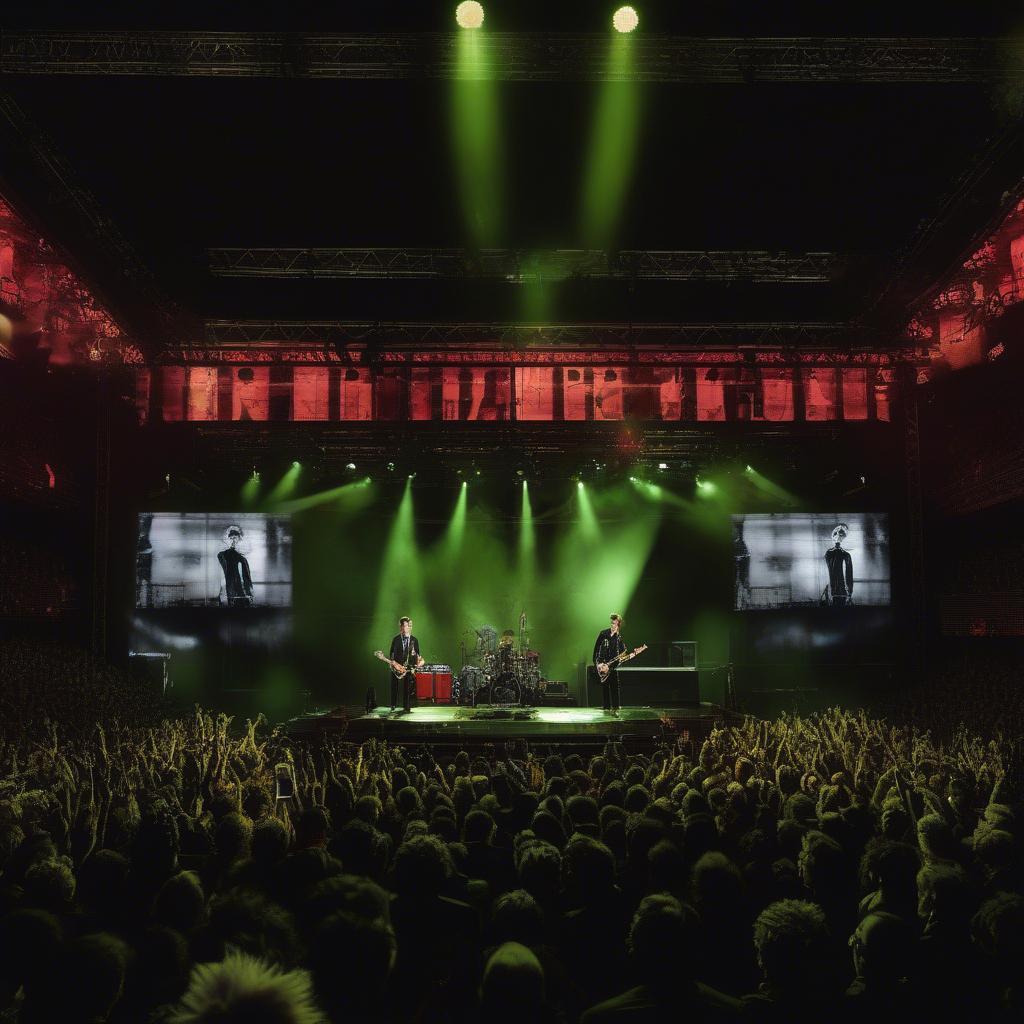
[417,666,453,704]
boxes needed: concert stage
[287,702,733,753]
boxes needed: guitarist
[388,616,424,712]
[593,613,627,715]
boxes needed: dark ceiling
[3,2,1024,347]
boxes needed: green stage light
[455,1,484,29]
[240,471,261,508]
[272,478,375,514]
[346,462,356,471]
[580,24,641,247]
[577,481,584,489]
[267,462,302,505]
[518,477,535,571]
[613,6,639,33]
[370,477,423,656]
[292,461,300,468]
[452,12,502,246]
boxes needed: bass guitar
[596,643,648,682]
[374,649,417,679]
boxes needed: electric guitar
[596,643,648,682]
[374,649,417,679]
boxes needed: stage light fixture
[612,5,639,33]
[456,1,484,29]
[292,461,301,468]
[577,481,584,489]
[346,462,356,471]
[387,462,395,471]
[658,462,667,470]
[746,464,753,472]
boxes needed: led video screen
[135,513,292,609]
[732,513,890,610]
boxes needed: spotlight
[658,462,668,470]
[612,5,639,33]
[475,469,481,476]
[516,468,525,476]
[745,465,753,473]
[455,1,484,29]
[577,481,584,489]
[292,461,301,469]
[387,462,395,472]
[346,462,356,471]
[462,480,467,487]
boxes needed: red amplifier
[418,665,453,704]
[433,672,453,704]
[415,673,434,701]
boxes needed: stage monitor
[135,513,292,609]
[732,513,890,611]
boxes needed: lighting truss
[207,248,849,283]
[194,319,873,353]
[0,32,1015,83]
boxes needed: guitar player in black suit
[594,613,627,716]
[388,616,424,713]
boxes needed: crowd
[0,642,1021,1022]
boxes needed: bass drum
[456,666,485,706]
[476,672,521,708]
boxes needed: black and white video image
[135,513,292,609]
[732,513,890,610]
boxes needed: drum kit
[453,618,548,708]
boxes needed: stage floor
[288,702,731,750]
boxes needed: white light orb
[456,2,485,30]
[613,6,639,33]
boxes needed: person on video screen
[218,525,254,606]
[824,522,854,607]
[733,519,752,608]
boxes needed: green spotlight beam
[548,480,662,681]
[442,481,469,558]
[265,463,301,506]
[516,480,536,595]
[369,479,424,648]
[240,474,261,508]
[273,478,373,515]
[580,32,641,248]
[576,483,600,542]
[452,29,502,247]
[747,468,800,507]
[518,481,535,562]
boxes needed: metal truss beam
[154,320,931,363]
[1,33,1018,83]
[201,320,870,348]
[207,248,849,283]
